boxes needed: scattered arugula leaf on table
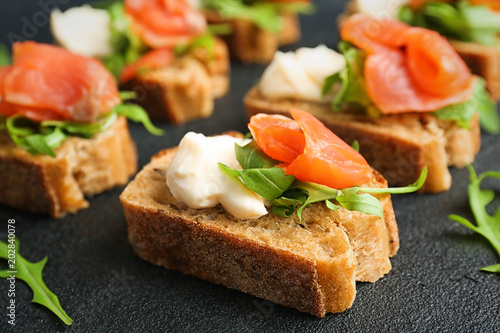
[0,239,72,325]
[448,165,500,273]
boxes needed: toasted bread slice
[0,116,137,218]
[244,86,481,193]
[204,11,300,64]
[120,136,399,317]
[337,1,500,101]
[123,38,230,124]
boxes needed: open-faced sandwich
[194,0,313,63]
[0,41,162,218]
[245,14,500,193]
[120,109,426,316]
[51,0,230,124]
[338,0,500,101]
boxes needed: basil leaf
[235,140,278,169]
[219,163,295,200]
[336,187,383,218]
[0,239,72,325]
[113,104,164,136]
[448,165,500,273]
[0,43,11,66]
[359,167,428,194]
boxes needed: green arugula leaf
[336,187,383,218]
[359,167,428,194]
[433,79,499,134]
[448,165,500,273]
[119,91,137,101]
[326,42,378,115]
[351,140,360,152]
[399,1,500,46]
[174,34,216,59]
[219,163,295,200]
[0,239,72,325]
[202,0,282,32]
[0,44,11,66]
[113,104,164,136]
[235,140,279,169]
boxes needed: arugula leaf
[0,239,72,325]
[0,44,11,66]
[326,42,378,115]
[235,140,279,169]
[336,187,383,218]
[219,163,295,200]
[448,165,500,273]
[174,34,216,59]
[1,100,162,157]
[202,0,282,32]
[359,167,428,194]
[399,1,500,46]
[433,79,499,134]
[112,104,164,136]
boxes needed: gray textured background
[0,0,499,332]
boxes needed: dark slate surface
[1,0,499,332]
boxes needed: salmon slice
[341,14,475,114]
[120,48,175,83]
[249,110,372,189]
[125,0,206,49]
[0,42,120,123]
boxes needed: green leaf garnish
[202,0,282,32]
[398,1,500,46]
[0,43,11,66]
[0,239,72,325]
[433,79,499,134]
[324,42,378,115]
[119,91,137,101]
[359,167,428,194]
[219,163,295,200]
[336,187,383,218]
[1,98,163,157]
[112,103,164,136]
[448,165,500,273]
[235,140,279,169]
[174,34,216,59]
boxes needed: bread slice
[337,0,500,101]
[122,38,230,124]
[120,136,399,317]
[244,86,481,193]
[204,11,300,64]
[0,116,137,218]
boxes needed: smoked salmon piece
[341,14,476,114]
[249,109,372,189]
[0,42,120,123]
[125,0,206,49]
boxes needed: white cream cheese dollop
[51,5,113,58]
[355,0,408,19]
[166,132,268,220]
[259,45,346,102]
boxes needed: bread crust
[122,38,230,124]
[120,138,399,316]
[0,116,137,217]
[244,86,481,193]
[204,11,301,64]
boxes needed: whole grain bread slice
[244,86,481,193]
[120,137,399,317]
[0,116,137,217]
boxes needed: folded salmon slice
[341,14,476,114]
[0,41,120,123]
[249,110,372,189]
